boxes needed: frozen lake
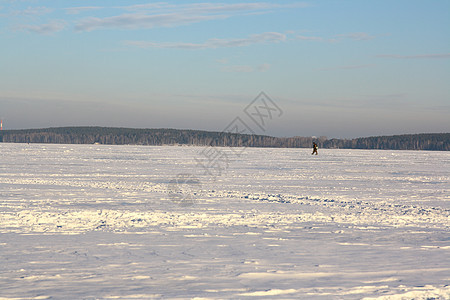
[0,143,449,299]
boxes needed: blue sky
[0,0,449,138]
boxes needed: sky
[0,0,449,138]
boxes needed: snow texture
[0,143,449,299]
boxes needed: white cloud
[75,13,226,32]
[124,32,286,49]
[257,63,271,72]
[75,2,308,32]
[65,6,103,15]
[120,2,309,13]
[222,65,254,73]
[216,58,229,64]
[319,64,374,71]
[296,32,375,43]
[16,20,66,34]
[221,63,271,73]
[297,35,322,41]
[183,2,309,13]
[376,53,450,59]
[118,3,179,12]
[336,32,375,41]
[12,6,53,16]
[11,2,308,34]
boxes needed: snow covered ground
[0,143,449,299]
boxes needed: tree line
[0,127,448,151]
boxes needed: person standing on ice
[312,142,318,155]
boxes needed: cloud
[75,2,308,32]
[257,63,271,72]
[221,63,271,73]
[319,64,374,71]
[362,93,408,99]
[124,32,286,49]
[65,6,103,15]
[119,3,174,11]
[336,32,375,41]
[16,20,66,34]
[297,35,323,41]
[376,53,450,59]
[75,13,226,32]
[296,32,375,43]
[183,2,309,13]
[216,58,229,64]
[222,65,254,73]
[12,2,308,34]
[12,6,53,16]
[120,2,309,13]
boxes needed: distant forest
[0,127,448,151]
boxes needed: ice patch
[362,285,450,300]
[239,288,299,296]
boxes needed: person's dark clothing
[312,143,318,155]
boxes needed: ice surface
[0,143,449,299]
